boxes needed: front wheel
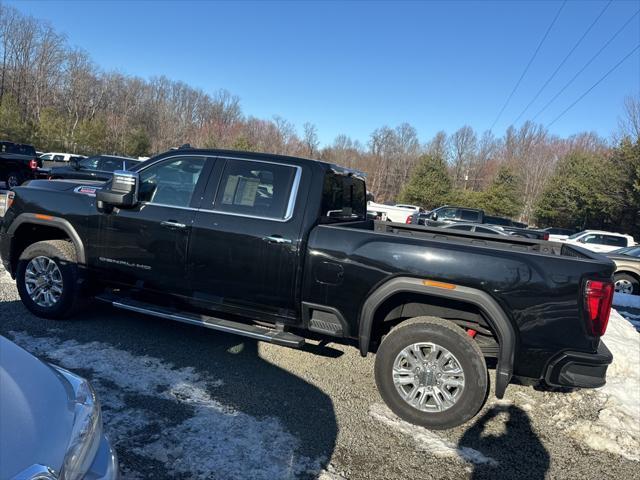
[16,240,83,319]
[374,316,488,429]
[614,273,639,295]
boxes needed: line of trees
[1,3,638,235]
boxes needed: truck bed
[370,221,594,259]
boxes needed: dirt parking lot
[0,264,638,480]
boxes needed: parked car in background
[39,152,86,168]
[0,141,39,188]
[0,335,118,479]
[442,223,514,236]
[542,227,576,241]
[367,201,421,222]
[500,225,550,241]
[607,246,640,295]
[562,230,636,253]
[48,154,140,182]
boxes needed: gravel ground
[0,264,638,480]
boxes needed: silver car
[0,336,118,480]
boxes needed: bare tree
[302,122,319,158]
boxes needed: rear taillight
[406,215,413,224]
[584,280,614,336]
[542,232,550,241]
[29,159,38,170]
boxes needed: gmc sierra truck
[0,148,615,429]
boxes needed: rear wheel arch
[8,214,86,273]
[359,277,516,398]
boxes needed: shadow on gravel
[0,299,338,479]
[459,405,549,480]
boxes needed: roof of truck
[150,147,366,178]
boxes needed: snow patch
[562,310,640,461]
[9,331,335,479]
[613,293,640,309]
[369,403,497,466]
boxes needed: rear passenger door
[188,157,305,324]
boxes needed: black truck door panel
[95,155,212,294]
[189,157,305,323]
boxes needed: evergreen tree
[398,153,452,209]
[534,152,623,230]
[479,166,523,218]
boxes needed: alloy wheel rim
[614,279,634,295]
[24,256,63,308]
[392,342,465,413]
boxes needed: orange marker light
[35,214,53,221]
[422,280,457,290]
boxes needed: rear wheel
[16,240,83,319]
[6,171,24,189]
[374,316,488,429]
[614,273,639,295]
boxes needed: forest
[1,3,638,234]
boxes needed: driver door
[94,155,213,295]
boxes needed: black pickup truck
[0,148,615,429]
[0,141,39,188]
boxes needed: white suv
[562,230,636,253]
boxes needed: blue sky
[8,0,640,146]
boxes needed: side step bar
[95,294,305,348]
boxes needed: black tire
[374,316,488,430]
[16,240,83,319]
[6,171,24,189]
[614,272,639,296]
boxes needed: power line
[489,0,567,131]
[547,44,640,128]
[533,9,640,121]
[512,0,612,125]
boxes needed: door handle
[263,235,292,245]
[160,220,187,230]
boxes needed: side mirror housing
[431,212,438,221]
[96,170,139,209]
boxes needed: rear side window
[321,171,366,223]
[476,226,498,234]
[604,235,627,247]
[214,159,298,220]
[460,209,481,222]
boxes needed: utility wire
[489,0,567,131]
[533,9,640,121]
[512,0,612,125]
[547,44,640,128]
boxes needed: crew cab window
[476,226,497,234]
[582,234,604,245]
[40,154,52,161]
[139,156,206,208]
[448,224,473,231]
[438,207,457,219]
[53,155,65,162]
[460,209,481,221]
[78,156,101,169]
[604,235,627,247]
[99,158,124,172]
[213,159,298,220]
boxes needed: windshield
[567,231,585,240]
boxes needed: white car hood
[0,336,74,478]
